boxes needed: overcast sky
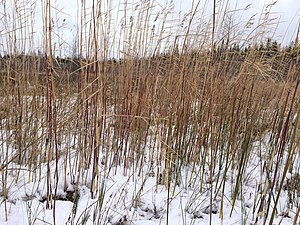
[56,0,299,37]
[1,0,299,56]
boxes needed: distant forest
[0,38,299,86]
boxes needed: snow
[0,153,298,225]
[0,99,299,225]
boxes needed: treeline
[0,38,299,86]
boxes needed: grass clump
[0,0,300,225]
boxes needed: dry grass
[0,0,300,224]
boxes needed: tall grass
[0,0,299,224]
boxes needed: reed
[0,0,299,224]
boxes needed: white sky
[55,0,300,40]
[0,0,299,56]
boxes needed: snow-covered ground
[0,98,299,225]
[0,141,298,225]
